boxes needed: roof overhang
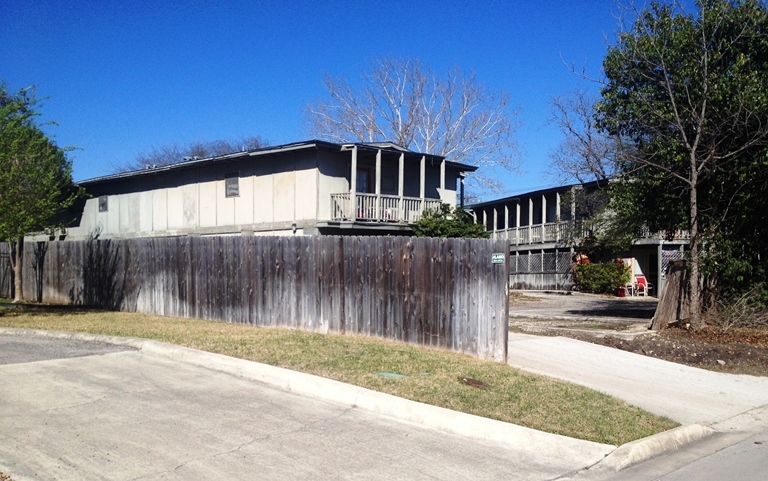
[77,138,477,187]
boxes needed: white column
[420,155,426,212]
[439,159,446,191]
[419,155,426,199]
[350,146,358,221]
[528,198,534,226]
[571,186,577,238]
[493,207,498,232]
[398,153,404,221]
[657,242,664,298]
[375,149,382,219]
[542,194,548,242]
[555,192,562,240]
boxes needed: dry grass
[0,305,678,445]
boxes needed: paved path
[508,332,768,480]
[0,331,609,481]
[508,332,768,426]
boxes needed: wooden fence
[0,236,509,361]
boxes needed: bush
[412,204,490,239]
[573,261,631,294]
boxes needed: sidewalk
[507,331,768,474]
[508,332,768,426]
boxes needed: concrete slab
[0,334,612,481]
[508,333,768,425]
[509,291,658,323]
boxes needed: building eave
[77,139,477,188]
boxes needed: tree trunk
[688,162,702,328]
[10,236,23,303]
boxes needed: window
[225,172,239,197]
[98,195,108,212]
[356,168,371,193]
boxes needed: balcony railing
[331,193,443,223]
[490,222,572,245]
[638,227,691,241]
[489,221,691,246]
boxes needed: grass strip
[0,306,678,445]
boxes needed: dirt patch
[510,292,768,377]
[561,328,768,377]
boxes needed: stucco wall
[65,151,323,240]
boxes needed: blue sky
[2,0,625,199]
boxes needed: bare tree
[306,58,519,193]
[548,90,622,184]
[114,135,266,173]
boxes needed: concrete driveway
[0,332,610,481]
[509,291,659,323]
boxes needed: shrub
[573,261,631,294]
[412,204,490,239]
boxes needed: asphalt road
[0,335,134,365]
[0,333,597,481]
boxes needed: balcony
[489,221,691,246]
[489,222,571,245]
[331,193,443,223]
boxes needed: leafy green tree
[559,186,635,262]
[596,0,768,327]
[0,84,79,302]
[412,204,490,239]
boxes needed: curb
[589,423,716,472]
[0,327,614,467]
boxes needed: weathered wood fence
[1,236,509,361]
[651,259,690,330]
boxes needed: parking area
[508,291,658,335]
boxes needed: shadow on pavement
[564,300,657,320]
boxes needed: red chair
[636,276,653,296]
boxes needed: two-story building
[51,140,475,240]
[468,182,689,295]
